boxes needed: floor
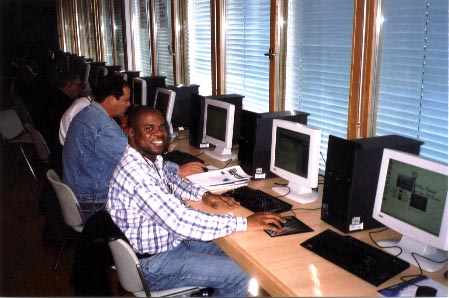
[0,140,119,296]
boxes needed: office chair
[46,169,85,272]
[108,238,202,297]
[0,108,36,181]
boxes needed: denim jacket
[62,102,127,207]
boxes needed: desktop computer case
[321,135,423,233]
[239,110,309,179]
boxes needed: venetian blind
[131,0,152,76]
[187,0,212,95]
[374,0,448,164]
[284,0,354,170]
[224,0,270,112]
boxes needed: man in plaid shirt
[107,106,284,297]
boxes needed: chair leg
[19,144,37,182]
[53,229,69,272]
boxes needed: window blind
[285,0,354,171]
[112,0,125,67]
[131,0,152,76]
[154,0,174,85]
[224,0,270,112]
[374,0,448,164]
[100,0,114,64]
[187,0,212,95]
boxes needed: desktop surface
[174,130,448,296]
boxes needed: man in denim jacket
[62,76,131,219]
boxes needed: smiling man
[106,106,285,297]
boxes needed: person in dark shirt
[34,71,83,175]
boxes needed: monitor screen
[202,98,236,161]
[270,119,321,204]
[372,148,448,272]
[153,87,176,137]
[132,78,147,106]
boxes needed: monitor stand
[272,183,319,204]
[168,123,178,139]
[204,146,237,162]
[378,236,448,272]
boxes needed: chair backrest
[46,169,85,232]
[108,238,151,297]
[0,109,26,141]
[24,123,50,161]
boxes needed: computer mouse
[415,285,437,297]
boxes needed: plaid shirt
[106,146,247,255]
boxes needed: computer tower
[167,84,200,129]
[189,94,207,148]
[239,110,309,179]
[189,94,244,148]
[321,135,423,233]
[141,76,166,107]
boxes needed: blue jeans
[139,241,250,297]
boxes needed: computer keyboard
[163,150,204,165]
[222,186,292,213]
[300,229,410,286]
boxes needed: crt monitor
[154,87,176,137]
[372,148,448,272]
[270,119,321,204]
[132,77,147,106]
[202,98,237,161]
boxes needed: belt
[136,252,155,259]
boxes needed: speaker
[321,135,423,233]
[238,110,309,179]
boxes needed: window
[224,0,271,112]
[284,0,354,170]
[373,0,448,164]
[112,0,126,67]
[99,0,114,64]
[187,0,212,95]
[154,0,174,84]
[131,0,152,76]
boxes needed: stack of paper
[186,165,252,192]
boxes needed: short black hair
[127,106,164,129]
[92,76,129,103]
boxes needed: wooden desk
[177,130,448,296]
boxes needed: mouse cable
[368,227,404,258]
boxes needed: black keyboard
[222,186,292,213]
[300,229,410,286]
[163,150,204,165]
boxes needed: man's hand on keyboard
[178,161,205,178]
[202,192,240,210]
[246,212,286,232]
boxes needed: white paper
[186,165,251,192]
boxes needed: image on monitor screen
[202,98,236,161]
[133,78,147,106]
[270,119,321,204]
[372,148,448,272]
[153,87,176,137]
